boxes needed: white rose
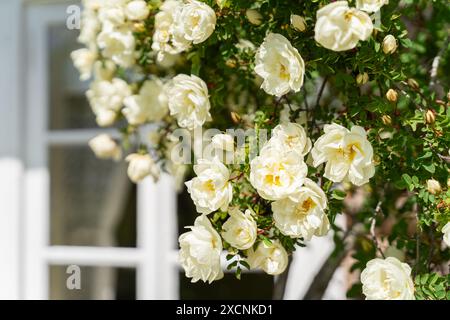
[356,0,389,13]
[426,179,442,195]
[250,144,308,201]
[179,215,224,283]
[268,122,311,157]
[361,257,415,300]
[442,222,450,247]
[125,153,160,183]
[97,26,136,68]
[71,48,97,81]
[78,9,101,47]
[185,157,233,215]
[86,78,131,127]
[255,33,305,97]
[221,208,257,250]
[311,123,375,186]
[88,134,122,161]
[152,1,190,56]
[314,1,373,52]
[211,134,234,152]
[93,60,116,81]
[247,240,288,275]
[290,14,306,32]
[167,74,212,130]
[172,0,216,45]
[123,79,169,125]
[382,34,398,54]
[125,0,150,20]
[246,9,262,25]
[272,178,329,240]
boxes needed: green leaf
[331,189,347,200]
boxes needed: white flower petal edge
[311,123,375,186]
[221,208,257,250]
[247,240,289,275]
[268,122,312,156]
[185,157,233,215]
[167,74,212,130]
[314,1,373,52]
[272,178,329,240]
[442,222,450,247]
[255,33,305,97]
[356,0,389,13]
[361,257,415,300]
[179,215,224,283]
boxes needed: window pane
[49,145,137,247]
[49,265,135,300]
[180,272,274,299]
[48,24,97,130]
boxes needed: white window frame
[20,0,179,300]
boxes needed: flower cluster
[74,0,449,300]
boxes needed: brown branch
[370,200,386,259]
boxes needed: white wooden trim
[0,0,23,300]
[45,246,142,267]
[46,129,120,146]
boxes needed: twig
[370,200,386,259]
[315,76,329,109]
[413,202,420,276]
[429,37,449,89]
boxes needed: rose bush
[74,0,449,300]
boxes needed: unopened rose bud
[386,89,398,102]
[246,9,262,25]
[356,72,369,85]
[425,109,436,124]
[382,35,398,54]
[426,179,441,194]
[126,153,160,183]
[290,14,306,32]
[447,178,450,188]
[231,111,241,124]
[133,22,146,33]
[407,78,419,90]
[447,91,450,100]
[381,115,392,126]
[225,59,237,68]
[89,134,122,161]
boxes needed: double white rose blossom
[255,33,305,97]
[361,257,415,300]
[123,79,169,125]
[311,123,375,186]
[314,1,373,52]
[272,178,329,240]
[247,240,289,275]
[185,157,233,215]
[179,215,224,283]
[221,208,257,250]
[86,78,131,127]
[152,0,216,60]
[250,122,310,200]
[167,74,212,130]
